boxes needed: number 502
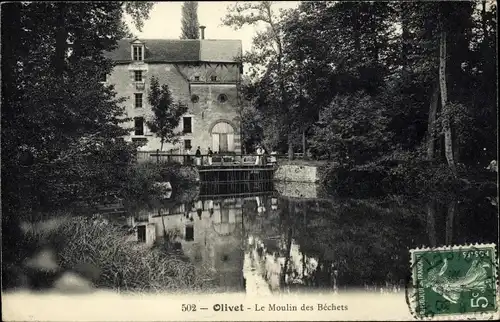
[182,304,197,312]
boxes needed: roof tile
[104,38,242,63]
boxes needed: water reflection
[113,182,498,294]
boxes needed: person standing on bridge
[255,145,262,165]
[262,147,268,165]
[207,147,213,165]
[195,146,202,166]
[185,145,192,165]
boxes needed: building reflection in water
[125,196,249,292]
[121,193,360,294]
[123,192,333,294]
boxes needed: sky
[124,1,300,56]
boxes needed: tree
[146,76,188,151]
[223,1,295,159]
[1,2,153,215]
[310,92,391,166]
[238,76,264,152]
[180,1,200,39]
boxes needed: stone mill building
[103,28,243,155]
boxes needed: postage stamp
[407,243,498,320]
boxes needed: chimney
[199,26,206,40]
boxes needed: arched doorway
[211,121,235,153]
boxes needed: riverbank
[319,161,498,197]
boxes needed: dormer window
[132,45,144,61]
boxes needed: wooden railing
[136,150,306,167]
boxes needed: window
[218,94,228,103]
[134,117,144,135]
[183,116,192,133]
[134,93,143,108]
[133,45,143,61]
[137,225,146,243]
[185,226,194,241]
[191,95,199,103]
[210,75,217,82]
[134,70,143,82]
[194,76,200,81]
[184,139,191,150]
[99,73,107,82]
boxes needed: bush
[319,152,468,197]
[121,161,199,210]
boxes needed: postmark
[406,243,498,320]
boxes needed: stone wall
[273,164,320,183]
[274,181,320,199]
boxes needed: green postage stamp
[408,243,498,320]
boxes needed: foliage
[223,1,299,158]
[123,2,155,32]
[180,1,200,39]
[240,100,263,153]
[1,2,153,217]
[231,0,497,183]
[309,92,391,165]
[146,76,188,151]
[122,161,199,212]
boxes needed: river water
[110,181,498,295]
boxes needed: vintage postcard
[1,1,498,321]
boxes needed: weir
[139,151,277,183]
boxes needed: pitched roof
[104,38,242,63]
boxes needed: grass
[26,215,221,294]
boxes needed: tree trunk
[426,200,437,247]
[160,139,164,151]
[445,200,456,245]
[400,1,409,71]
[288,132,294,161]
[53,4,68,76]
[302,130,306,158]
[353,6,361,53]
[452,124,460,164]
[427,84,440,160]
[438,31,457,175]
[481,1,488,40]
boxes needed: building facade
[104,36,243,154]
